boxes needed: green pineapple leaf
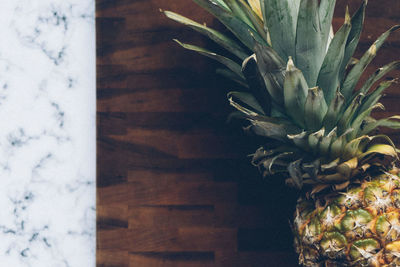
[163,10,248,60]
[350,103,385,139]
[317,7,352,105]
[319,128,337,156]
[253,42,285,105]
[288,159,304,189]
[174,39,244,78]
[283,57,308,128]
[339,0,367,80]
[337,94,363,136]
[224,0,255,28]
[216,68,248,87]
[210,0,231,11]
[342,135,372,160]
[357,80,397,118]
[192,0,267,49]
[360,138,398,164]
[228,95,287,124]
[357,61,400,96]
[308,128,325,154]
[250,120,290,141]
[260,0,300,61]
[259,152,294,177]
[242,54,272,114]
[235,0,269,43]
[319,0,337,51]
[295,0,324,87]
[330,129,353,159]
[361,115,400,135]
[228,91,265,115]
[305,86,328,131]
[341,25,400,100]
[288,131,308,151]
[323,90,345,132]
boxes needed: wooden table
[96,1,400,266]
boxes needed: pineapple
[162,0,400,266]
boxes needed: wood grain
[97,0,400,266]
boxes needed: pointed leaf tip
[173,38,181,45]
[242,54,257,71]
[345,6,351,25]
[287,56,295,71]
[305,86,328,131]
[284,57,308,127]
[391,25,400,32]
[368,44,377,56]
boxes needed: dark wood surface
[97,1,400,266]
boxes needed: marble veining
[0,0,95,266]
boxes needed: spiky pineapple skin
[294,169,400,267]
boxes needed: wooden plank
[97,88,223,114]
[108,129,239,159]
[127,204,268,228]
[98,180,237,206]
[97,112,229,138]
[127,169,213,183]
[129,252,215,267]
[128,205,216,228]
[98,229,130,250]
[97,250,129,267]
[98,205,129,230]
[98,228,236,251]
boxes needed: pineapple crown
[163,0,400,193]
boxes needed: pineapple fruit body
[295,169,400,267]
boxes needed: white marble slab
[0,0,96,266]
